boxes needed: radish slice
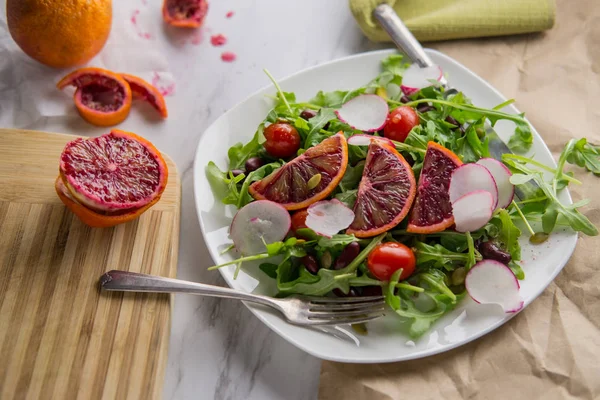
[452,190,494,232]
[347,134,394,147]
[449,163,499,209]
[401,64,443,95]
[305,199,355,238]
[230,200,291,255]
[335,94,389,132]
[476,158,514,210]
[465,260,524,313]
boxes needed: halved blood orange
[249,132,348,211]
[121,73,168,118]
[407,142,463,233]
[57,67,132,127]
[59,130,168,214]
[346,140,416,238]
[55,177,162,228]
[163,0,208,28]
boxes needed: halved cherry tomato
[367,242,416,281]
[383,106,420,142]
[263,122,301,158]
[290,209,309,233]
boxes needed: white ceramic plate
[193,49,577,363]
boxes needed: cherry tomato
[263,123,301,158]
[367,242,416,281]
[290,210,309,233]
[383,106,420,142]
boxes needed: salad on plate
[206,54,599,338]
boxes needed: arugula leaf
[384,269,460,338]
[507,119,533,153]
[304,108,337,148]
[413,241,475,271]
[317,234,359,249]
[564,138,600,175]
[310,88,365,108]
[465,232,476,270]
[259,263,278,279]
[335,189,358,208]
[503,155,598,236]
[228,127,264,169]
[381,54,410,76]
[236,161,282,208]
[508,261,525,280]
[205,161,230,200]
[494,209,522,261]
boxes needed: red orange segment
[121,73,168,118]
[162,0,208,28]
[57,67,132,127]
[249,132,349,211]
[346,140,416,238]
[407,142,463,233]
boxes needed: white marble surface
[0,1,386,399]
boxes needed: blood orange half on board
[407,142,463,233]
[346,140,416,238]
[59,130,168,214]
[249,132,348,211]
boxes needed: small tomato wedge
[290,209,309,233]
[367,242,416,281]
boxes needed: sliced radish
[465,260,524,313]
[452,190,494,232]
[400,64,443,95]
[476,158,514,210]
[347,134,394,147]
[305,199,355,238]
[449,163,499,209]
[230,200,291,255]
[335,94,389,132]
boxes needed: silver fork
[100,270,386,326]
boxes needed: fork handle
[100,270,283,311]
[373,4,434,68]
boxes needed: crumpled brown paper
[320,0,600,398]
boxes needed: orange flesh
[121,73,168,118]
[57,68,132,127]
[407,142,463,233]
[249,133,348,211]
[346,141,416,238]
[59,129,168,213]
[55,177,162,228]
[162,0,208,28]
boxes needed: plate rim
[193,48,577,363]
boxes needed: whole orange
[7,0,112,69]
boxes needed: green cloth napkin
[349,0,556,42]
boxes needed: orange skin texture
[346,142,416,238]
[249,132,349,211]
[162,0,208,28]
[7,0,112,68]
[57,68,133,127]
[121,73,168,118]
[57,129,169,227]
[406,141,463,234]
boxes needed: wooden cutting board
[0,129,181,400]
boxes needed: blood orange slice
[346,140,416,238]
[249,132,348,211]
[121,73,168,118]
[57,67,132,127]
[163,0,208,28]
[407,142,463,233]
[59,129,168,214]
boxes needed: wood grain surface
[0,129,181,400]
